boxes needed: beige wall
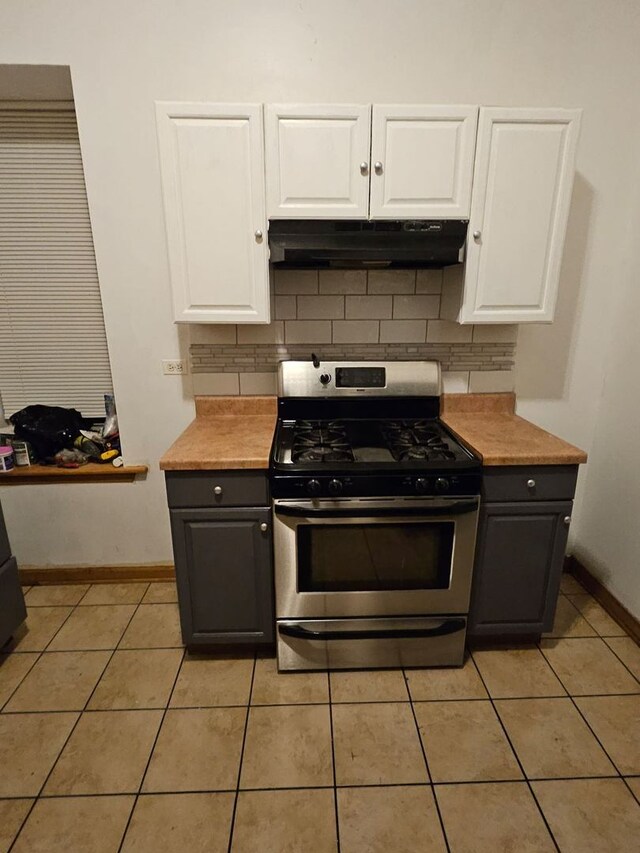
[0,1,639,613]
[569,163,640,618]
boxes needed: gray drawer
[165,470,269,508]
[482,466,578,502]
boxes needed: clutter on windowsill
[0,461,148,484]
[0,394,147,484]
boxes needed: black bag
[9,405,93,462]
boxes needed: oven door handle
[274,501,478,519]
[278,619,466,642]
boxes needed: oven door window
[297,521,454,592]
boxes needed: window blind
[0,104,113,419]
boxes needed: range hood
[268,219,468,269]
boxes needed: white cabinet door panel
[370,105,478,219]
[156,102,269,323]
[460,107,581,324]
[265,104,371,218]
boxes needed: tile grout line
[21,595,79,657]
[401,667,451,853]
[327,672,342,853]
[116,642,188,853]
[75,584,92,605]
[626,779,640,807]
[7,589,148,853]
[547,592,637,648]
[469,652,562,853]
[599,638,640,686]
[0,649,43,713]
[535,639,635,786]
[563,593,631,640]
[4,689,639,712]
[533,587,633,644]
[23,598,179,611]
[1,774,636,801]
[3,687,638,708]
[226,653,258,853]
[537,635,640,691]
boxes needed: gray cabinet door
[170,507,274,646]
[469,501,571,636]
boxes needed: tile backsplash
[189,269,517,395]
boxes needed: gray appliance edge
[0,498,27,649]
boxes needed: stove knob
[319,373,332,386]
[306,479,322,497]
[435,477,450,493]
[328,478,343,496]
[415,477,429,493]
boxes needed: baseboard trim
[20,564,176,585]
[565,555,640,645]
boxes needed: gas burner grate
[294,446,354,463]
[382,419,457,463]
[291,419,354,464]
[397,446,457,462]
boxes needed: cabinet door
[460,107,581,323]
[265,104,371,218]
[469,501,572,636]
[155,102,269,323]
[369,105,478,219]
[170,507,274,645]
[0,557,26,650]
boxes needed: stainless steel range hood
[268,219,468,269]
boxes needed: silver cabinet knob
[374,161,383,175]
[473,230,482,241]
[360,162,369,175]
[564,516,571,526]
[527,479,536,488]
[213,485,223,496]
[255,229,263,240]
[260,522,268,532]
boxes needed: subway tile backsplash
[189,269,517,395]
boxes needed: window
[0,102,113,419]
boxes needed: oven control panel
[271,473,481,500]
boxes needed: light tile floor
[0,576,638,851]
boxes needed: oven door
[273,497,479,619]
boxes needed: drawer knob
[527,479,536,489]
[360,161,369,175]
[260,522,268,532]
[473,230,482,241]
[374,161,383,175]
[564,516,571,526]
[213,485,223,496]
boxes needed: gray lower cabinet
[0,499,27,650]
[468,465,577,637]
[1,557,26,649]
[166,471,274,647]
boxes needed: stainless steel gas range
[270,360,482,671]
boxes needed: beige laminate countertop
[159,396,277,470]
[159,391,587,471]
[441,393,588,466]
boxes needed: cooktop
[273,417,477,470]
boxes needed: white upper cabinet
[459,107,581,323]
[265,104,371,218]
[156,102,269,323]
[369,105,478,219]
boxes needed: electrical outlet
[162,359,187,375]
